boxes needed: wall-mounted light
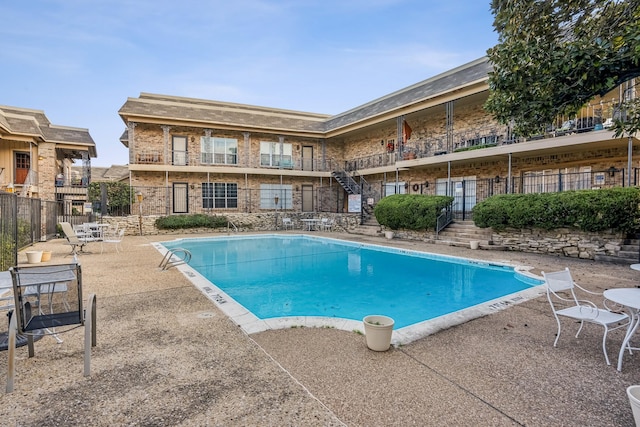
[494,176,501,184]
[608,166,617,177]
[424,181,429,188]
[38,155,45,161]
[191,136,195,143]
[380,140,385,146]
[190,184,195,190]
[296,144,300,151]
[6,183,14,193]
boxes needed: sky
[0,0,498,167]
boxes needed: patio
[0,232,638,426]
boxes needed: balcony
[131,149,338,172]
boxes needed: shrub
[374,194,454,230]
[155,214,229,230]
[472,187,640,234]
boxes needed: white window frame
[260,141,293,168]
[202,182,238,209]
[201,137,237,165]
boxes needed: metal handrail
[435,202,454,238]
[159,248,192,271]
[227,221,238,233]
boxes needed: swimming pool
[158,235,544,344]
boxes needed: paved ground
[1,231,639,426]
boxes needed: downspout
[508,153,512,194]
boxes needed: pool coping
[153,235,546,346]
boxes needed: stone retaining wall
[491,228,626,260]
[101,213,362,236]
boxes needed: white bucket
[469,240,480,250]
[627,385,640,427]
[25,251,43,264]
[363,315,394,351]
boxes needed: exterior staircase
[594,234,640,264]
[433,220,500,249]
[354,213,382,237]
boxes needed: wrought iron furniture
[544,268,628,365]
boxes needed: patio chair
[101,229,125,253]
[320,218,334,231]
[543,267,629,365]
[282,218,294,230]
[59,222,97,255]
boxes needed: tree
[87,181,134,215]
[485,0,640,137]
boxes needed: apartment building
[118,57,637,219]
[0,105,97,213]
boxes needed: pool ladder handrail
[227,221,238,233]
[159,248,192,271]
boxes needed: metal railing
[133,149,339,172]
[435,201,454,237]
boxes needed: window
[202,182,237,209]
[260,141,293,167]
[260,184,293,209]
[201,137,237,165]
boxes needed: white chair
[101,229,125,253]
[282,218,294,230]
[320,218,334,231]
[543,268,629,365]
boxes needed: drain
[197,312,215,319]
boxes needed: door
[173,183,188,213]
[15,152,30,184]
[302,146,313,171]
[302,185,314,212]
[436,176,477,218]
[173,136,187,165]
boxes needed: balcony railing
[132,149,338,172]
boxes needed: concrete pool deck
[1,231,639,425]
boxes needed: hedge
[472,187,640,234]
[155,214,229,230]
[374,194,454,230]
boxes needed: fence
[0,193,43,270]
[0,167,635,270]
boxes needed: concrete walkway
[1,232,639,426]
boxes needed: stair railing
[435,201,454,239]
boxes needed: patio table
[300,218,321,231]
[603,287,640,371]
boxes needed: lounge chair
[59,222,97,255]
[543,267,629,365]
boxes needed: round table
[603,287,640,371]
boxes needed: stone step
[438,228,493,237]
[618,250,639,261]
[428,239,508,251]
[349,225,382,237]
[438,232,491,241]
[594,254,639,265]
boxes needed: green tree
[87,182,134,215]
[485,0,640,137]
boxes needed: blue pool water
[162,235,541,329]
